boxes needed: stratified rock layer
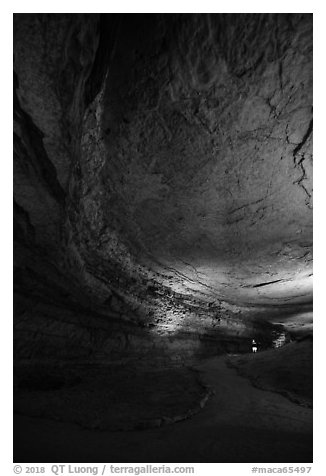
[14,14,312,362]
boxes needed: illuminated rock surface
[14,13,312,358]
[13,14,312,462]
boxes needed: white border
[3,2,324,474]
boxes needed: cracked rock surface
[14,14,312,362]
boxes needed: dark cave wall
[13,13,118,361]
[13,14,312,363]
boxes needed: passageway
[13,13,313,463]
[14,352,312,462]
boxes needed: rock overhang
[74,13,312,306]
[13,13,313,357]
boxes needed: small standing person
[252,339,258,353]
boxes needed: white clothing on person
[252,339,257,353]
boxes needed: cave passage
[13,13,312,463]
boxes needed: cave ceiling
[13,13,313,314]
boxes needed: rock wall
[13,14,312,363]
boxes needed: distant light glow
[273,332,286,348]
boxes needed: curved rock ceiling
[97,14,313,305]
[13,14,312,359]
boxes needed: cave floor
[14,355,312,463]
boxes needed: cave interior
[13,13,313,463]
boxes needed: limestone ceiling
[78,14,313,305]
[14,14,313,308]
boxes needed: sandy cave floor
[14,350,312,463]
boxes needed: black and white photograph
[9,5,317,469]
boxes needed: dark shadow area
[228,339,313,408]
